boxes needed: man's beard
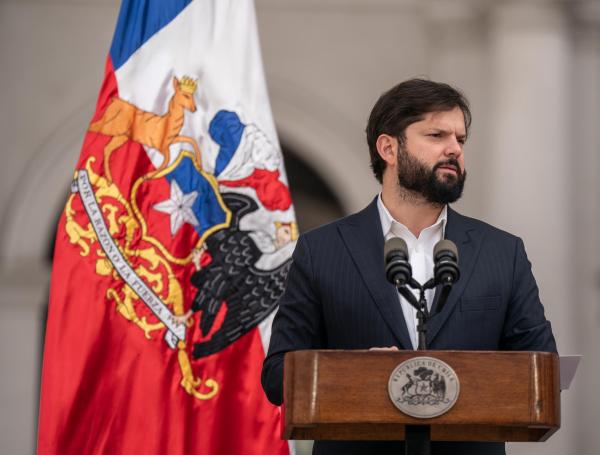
[396,144,466,205]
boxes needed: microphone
[384,238,412,287]
[433,240,460,314]
[433,239,460,286]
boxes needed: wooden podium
[283,350,560,444]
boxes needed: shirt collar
[377,193,447,241]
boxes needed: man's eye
[428,133,441,138]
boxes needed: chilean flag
[38,1,294,454]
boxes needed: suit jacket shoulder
[447,207,520,243]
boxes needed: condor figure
[187,192,292,359]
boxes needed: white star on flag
[153,179,200,235]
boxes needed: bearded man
[261,79,557,455]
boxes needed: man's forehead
[412,108,466,133]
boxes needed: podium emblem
[388,356,460,418]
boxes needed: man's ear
[375,134,398,167]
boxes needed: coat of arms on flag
[39,1,294,454]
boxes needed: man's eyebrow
[428,127,466,136]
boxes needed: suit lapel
[427,207,484,345]
[337,199,413,349]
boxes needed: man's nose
[445,137,463,157]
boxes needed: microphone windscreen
[433,239,459,262]
[384,237,408,262]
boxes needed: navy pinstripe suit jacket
[262,198,557,455]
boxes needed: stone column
[571,1,600,453]
[485,1,575,454]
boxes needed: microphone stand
[396,278,436,350]
[394,278,437,455]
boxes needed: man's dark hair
[366,78,471,183]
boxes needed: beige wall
[1,0,599,453]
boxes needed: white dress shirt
[377,194,447,349]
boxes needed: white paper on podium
[559,355,581,390]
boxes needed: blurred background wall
[1,0,599,453]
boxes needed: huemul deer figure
[89,76,202,182]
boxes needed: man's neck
[380,185,444,238]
